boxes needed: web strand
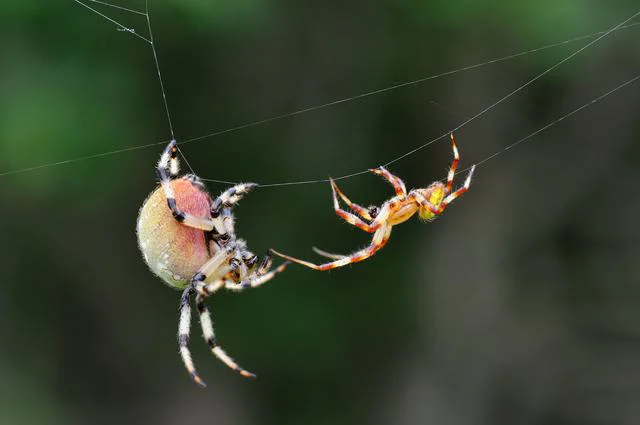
[143,0,194,175]
[177,21,640,147]
[222,9,640,187]
[145,0,176,142]
[86,0,146,16]
[463,74,640,174]
[256,73,639,188]
[378,9,640,171]
[0,10,637,179]
[73,0,151,43]
[73,0,190,174]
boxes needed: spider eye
[367,206,380,218]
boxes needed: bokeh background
[1,1,639,424]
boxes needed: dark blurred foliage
[1,1,639,424]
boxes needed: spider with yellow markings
[136,140,289,387]
[271,133,475,270]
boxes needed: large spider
[136,140,289,387]
[271,133,475,270]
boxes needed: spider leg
[209,183,257,236]
[330,178,373,220]
[312,246,348,260]
[177,287,206,387]
[228,248,271,281]
[220,207,236,238]
[180,248,256,380]
[211,183,258,215]
[270,226,392,271]
[421,165,476,215]
[370,166,407,197]
[446,133,460,195]
[157,140,217,231]
[157,139,181,178]
[195,291,256,379]
[330,180,386,233]
[177,249,236,387]
[224,261,289,291]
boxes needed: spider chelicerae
[137,140,289,387]
[271,133,475,270]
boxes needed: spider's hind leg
[178,287,207,388]
[179,250,256,381]
[195,292,256,379]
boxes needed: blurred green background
[1,1,639,424]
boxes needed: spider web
[1,1,639,186]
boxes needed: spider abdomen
[137,178,212,289]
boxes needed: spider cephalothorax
[137,140,288,387]
[271,133,475,271]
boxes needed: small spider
[271,133,475,270]
[136,140,289,387]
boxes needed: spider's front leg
[211,183,258,215]
[210,182,258,237]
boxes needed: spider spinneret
[271,133,475,271]
[137,140,289,387]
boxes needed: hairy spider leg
[157,140,216,231]
[446,133,460,195]
[194,293,256,381]
[209,182,258,237]
[271,226,392,271]
[178,287,205,387]
[271,187,403,270]
[211,183,258,215]
[413,165,476,216]
[257,251,274,275]
[330,178,373,221]
[312,247,348,260]
[225,260,290,291]
[329,181,390,233]
[177,250,255,386]
[370,166,407,197]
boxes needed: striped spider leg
[271,133,475,271]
